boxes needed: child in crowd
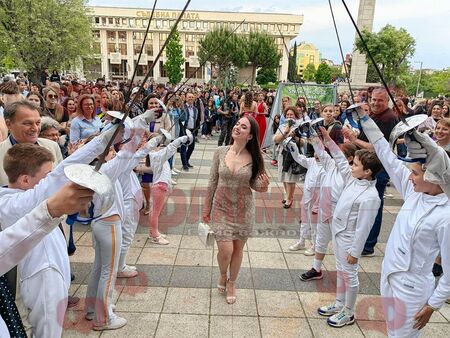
[300,133,357,281]
[316,126,382,327]
[288,143,324,256]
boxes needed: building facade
[293,42,321,77]
[86,6,303,83]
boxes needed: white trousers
[315,221,332,254]
[21,268,68,338]
[119,199,140,270]
[380,271,434,338]
[86,219,122,326]
[333,233,359,312]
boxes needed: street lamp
[414,61,423,98]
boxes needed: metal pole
[415,61,423,98]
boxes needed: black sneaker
[182,166,189,171]
[187,164,194,168]
[361,249,375,257]
[433,263,443,277]
[299,268,323,281]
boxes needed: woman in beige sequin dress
[203,116,269,304]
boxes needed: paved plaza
[64,138,450,337]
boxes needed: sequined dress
[204,146,263,241]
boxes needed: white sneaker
[304,245,315,256]
[327,309,355,328]
[171,179,177,186]
[173,168,181,174]
[117,265,138,278]
[124,264,137,271]
[149,235,170,245]
[93,316,127,331]
[318,303,343,317]
[288,241,306,251]
[384,192,394,198]
[171,170,178,177]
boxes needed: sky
[89,0,450,70]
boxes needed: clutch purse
[198,222,214,247]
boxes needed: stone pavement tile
[308,318,364,337]
[70,284,123,311]
[116,286,166,313]
[130,233,149,248]
[438,304,450,322]
[180,234,211,250]
[101,312,159,337]
[248,251,288,269]
[359,256,384,273]
[284,253,317,271]
[122,247,142,265]
[70,263,93,285]
[255,290,304,317]
[356,320,387,337]
[175,248,213,266]
[69,246,95,263]
[195,178,209,185]
[209,315,261,338]
[259,317,312,338]
[365,272,381,292]
[211,268,254,290]
[137,247,178,265]
[247,237,282,252]
[375,243,386,255]
[170,266,212,288]
[61,311,101,337]
[357,272,380,295]
[76,232,92,246]
[162,287,210,315]
[210,288,257,316]
[136,265,172,287]
[72,231,85,244]
[298,291,336,319]
[292,270,337,294]
[421,323,450,337]
[155,314,209,338]
[175,178,197,185]
[251,268,296,291]
[72,223,92,232]
[69,283,80,297]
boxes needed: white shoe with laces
[304,245,315,256]
[318,303,343,317]
[93,315,127,331]
[171,170,178,176]
[288,241,306,251]
[117,265,138,278]
[327,309,355,328]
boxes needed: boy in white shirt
[315,126,382,327]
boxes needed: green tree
[315,63,333,84]
[256,67,277,85]
[198,28,247,87]
[329,66,343,81]
[355,24,416,86]
[303,63,316,82]
[164,28,184,85]
[404,69,450,97]
[245,32,281,87]
[0,0,93,81]
[288,42,297,82]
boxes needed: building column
[100,30,109,79]
[279,37,289,81]
[350,0,376,85]
[153,33,160,81]
[126,31,135,80]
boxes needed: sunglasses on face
[47,94,58,99]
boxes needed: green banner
[280,83,337,105]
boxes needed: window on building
[203,22,208,29]
[122,18,128,25]
[185,46,195,57]
[108,17,113,25]
[92,30,100,39]
[196,21,201,29]
[210,22,215,29]
[256,24,261,31]
[163,20,168,27]
[107,43,117,53]
[119,43,127,55]
[107,31,116,41]
[118,31,126,42]
[143,19,149,27]
[159,61,167,77]
[283,24,288,31]
[169,20,175,28]
[243,23,248,31]
[270,24,275,31]
[115,18,120,25]
[290,24,296,32]
[129,18,135,26]
[309,55,315,63]
[95,17,100,24]
[101,17,106,25]
[156,20,162,28]
[189,21,195,28]
[263,24,268,31]
[185,62,203,79]
[249,23,255,31]
[136,61,154,77]
[183,21,188,29]
[146,44,153,56]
